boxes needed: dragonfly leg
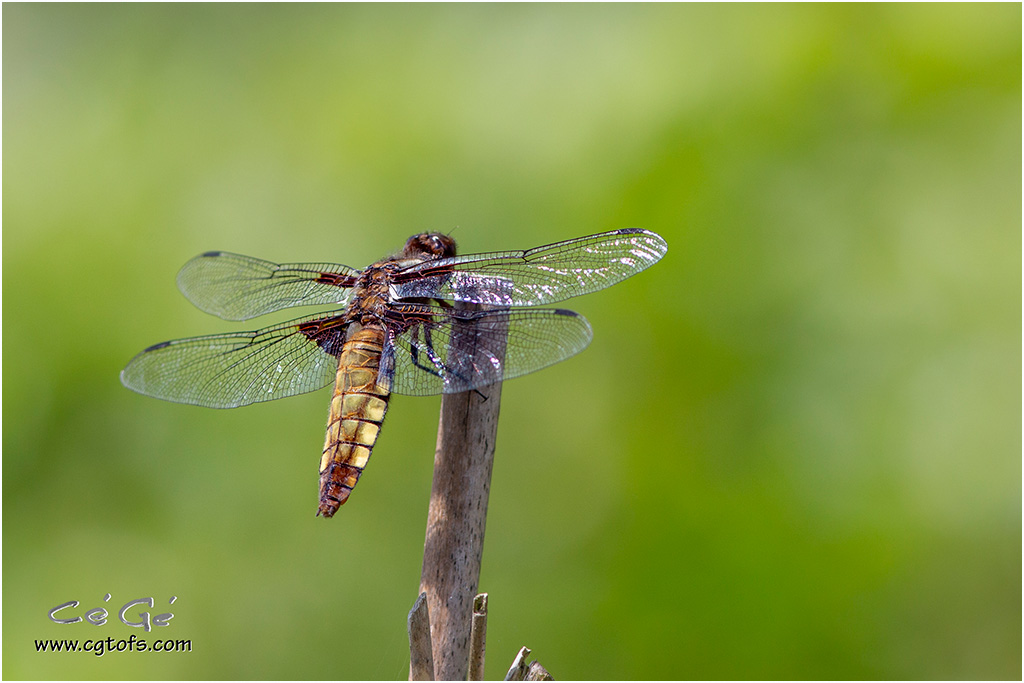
[409,324,488,398]
[407,326,446,379]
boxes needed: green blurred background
[4,4,1020,680]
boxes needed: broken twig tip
[407,592,434,681]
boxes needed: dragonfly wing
[390,228,667,306]
[120,313,346,408]
[177,251,359,321]
[385,305,593,396]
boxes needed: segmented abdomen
[318,324,390,517]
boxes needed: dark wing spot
[200,250,224,258]
[298,318,349,356]
[316,272,357,288]
[143,340,173,352]
[552,308,580,317]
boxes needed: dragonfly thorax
[345,261,404,325]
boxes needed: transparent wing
[383,305,593,396]
[390,228,667,307]
[120,313,347,408]
[177,251,360,321]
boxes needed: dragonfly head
[403,233,457,260]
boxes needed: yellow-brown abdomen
[318,325,390,517]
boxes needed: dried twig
[407,592,434,681]
[504,647,531,681]
[525,660,554,681]
[504,646,553,681]
[468,593,488,681]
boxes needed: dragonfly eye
[429,234,456,258]
[406,233,457,259]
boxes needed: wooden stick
[407,592,434,681]
[415,307,507,679]
[417,307,506,681]
[468,593,489,681]
[417,383,501,680]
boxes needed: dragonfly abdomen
[318,324,390,518]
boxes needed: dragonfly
[121,229,667,517]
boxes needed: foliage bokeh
[4,4,1020,680]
